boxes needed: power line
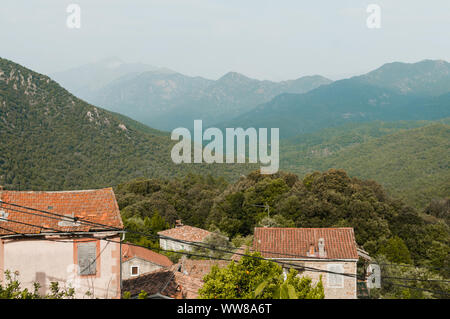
[383,281,450,297]
[0,200,122,232]
[2,202,449,286]
[379,263,450,272]
[0,201,359,262]
[383,276,450,284]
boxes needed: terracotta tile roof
[231,245,249,262]
[122,243,173,267]
[173,270,204,299]
[122,267,203,299]
[181,259,229,281]
[158,225,212,243]
[0,188,123,236]
[253,227,359,260]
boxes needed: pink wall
[0,236,121,299]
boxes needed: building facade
[121,243,173,280]
[0,188,124,299]
[253,227,359,299]
[158,220,215,252]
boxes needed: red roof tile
[181,259,229,281]
[122,268,203,299]
[253,227,359,260]
[158,225,212,242]
[0,188,123,236]
[122,243,173,267]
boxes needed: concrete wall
[122,257,164,280]
[0,237,121,299]
[160,238,196,252]
[279,260,357,299]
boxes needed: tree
[198,252,324,299]
[369,256,449,299]
[378,236,412,264]
[192,230,233,259]
[254,270,324,299]
[0,270,75,299]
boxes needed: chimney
[175,219,183,228]
[308,243,315,256]
[318,238,326,257]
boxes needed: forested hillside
[221,60,450,137]
[115,170,449,278]
[0,58,255,190]
[280,121,450,209]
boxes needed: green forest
[115,169,449,298]
[281,120,450,209]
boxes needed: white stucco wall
[160,238,196,252]
[122,257,163,280]
[0,237,121,299]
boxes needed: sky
[1,0,449,81]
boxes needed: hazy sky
[1,0,449,81]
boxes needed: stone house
[0,188,124,299]
[158,220,219,252]
[253,227,359,299]
[122,243,173,280]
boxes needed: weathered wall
[0,237,121,299]
[160,238,196,252]
[122,257,164,280]
[280,260,357,299]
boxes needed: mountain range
[50,57,174,105]
[220,60,450,137]
[0,57,254,191]
[1,57,449,208]
[52,59,332,130]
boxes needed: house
[122,243,173,280]
[253,227,359,299]
[122,265,204,299]
[0,188,124,299]
[157,220,215,252]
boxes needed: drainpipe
[119,232,125,298]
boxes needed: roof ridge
[0,187,113,194]
[254,227,355,230]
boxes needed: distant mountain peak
[98,57,125,69]
[218,71,253,82]
[357,59,450,96]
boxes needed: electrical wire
[1,201,449,287]
[383,281,450,297]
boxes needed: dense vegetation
[280,120,450,209]
[0,57,255,191]
[116,169,449,280]
[198,252,324,299]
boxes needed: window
[78,242,97,275]
[327,264,344,288]
[131,266,139,276]
[0,210,9,222]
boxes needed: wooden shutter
[78,242,97,275]
[327,264,344,288]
